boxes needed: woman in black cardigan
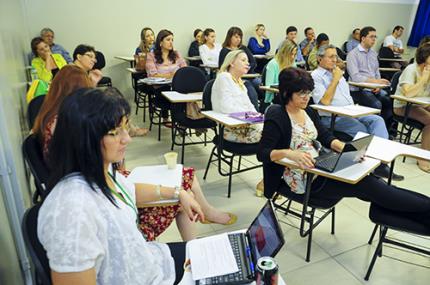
[257,67,430,227]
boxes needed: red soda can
[256,256,279,285]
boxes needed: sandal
[417,161,430,173]
[201,213,237,225]
[129,127,149,137]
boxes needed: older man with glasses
[40,27,73,63]
[312,44,404,181]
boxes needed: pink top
[145,51,187,77]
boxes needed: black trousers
[150,85,171,119]
[167,242,186,285]
[279,175,430,228]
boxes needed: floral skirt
[137,167,195,241]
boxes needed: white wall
[23,0,418,101]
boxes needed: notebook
[191,201,285,285]
[229,112,264,123]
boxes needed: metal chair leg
[331,207,335,235]
[203,146,216,180]
[181,130,186,164]
[364,226,387,281]
[305,210,315,262]
[227,155,234,198]
[368,225,379,244]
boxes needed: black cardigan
[188,41,200,57]
[218,46,257,73]
[257,105,336,198]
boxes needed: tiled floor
[125,108,430,285]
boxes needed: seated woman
[34,70,235,241]
[199,28,222,67]
[146,29,187,124]
[212,49,262,144]
[30,37,67,83]
[134,27,155,71]
[218,27,257,74]
[393,43,430,173]
[257,67,430,226]
[72,44,103,87]
[247,24,271,55]
[32,65,93,158]
[188,28,203,57]
[38,88,200,284]
[264,39,297,108]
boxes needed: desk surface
[253,54,275,59]
[138,77,172,85]
[310,104,380,118]
[185,56,201,61]
[161,91,202,103]
[276,156,380,184]
[379,57,408,62]
[355,132,430,164]
[200,64,219,69]
[379,67,401,72]
[126,67,145,74]
[391,95,430,106]
[241,73,261,79]
[259,85,279,93]
[115,55,135,62]
[202,110,261,127]
[348,81,390,89]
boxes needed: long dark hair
[154,29,177,64]
[47,87,131,205]
[222,27,243,48]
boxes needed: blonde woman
[248,24,271,55]
[264,39,298,105]
[212,50,262,144]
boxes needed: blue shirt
[247,37,271,55]
[51,43,72,63]
[346,44,380,91]
[346,39,360,53]
[311,66,354,116]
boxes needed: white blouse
[199,43,222,66]
[211,72,257,114]
[37,172,175,285]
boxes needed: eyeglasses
[296,91,312,98]
[107,124,130,138]
[367,35,377,39]
[83,53,97,62]
[324,55,339,60]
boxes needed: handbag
[186,102,205,120]
[134,53,147,71]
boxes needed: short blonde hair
[255,24,265,31]
[276,39,298,70]
[219,49,246,73]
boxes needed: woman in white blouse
[199,28,222,67]
[211,49,263,144]
[37,88,205,285]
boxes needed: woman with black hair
[146,29,187,124]
[38,88,202,284]
[188,28,203,57]
[257,67,430,226]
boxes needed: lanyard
[108,173,138,216]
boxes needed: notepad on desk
[127,164,183,205]
[229,112,264,123]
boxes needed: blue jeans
[320,115,389,139]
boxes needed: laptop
[196,201,285,285]
[314,134,374,173]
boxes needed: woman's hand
[178,190,205,222]
[288,150,315,169]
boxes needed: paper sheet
[187,233,239,280]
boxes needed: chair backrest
[94,51,106,70]
[202,79,215,111]
[243,80,259,111]
[172,66,207,93]
[342,41,348,53]
[22,134,50,201]
[390,71,402,95]
[22,203,52,285]
[378,46,395,59]
[336,47,347,61]
[27,95,45,129]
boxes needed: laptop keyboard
[197,234,248,285]
[315,152,340,171]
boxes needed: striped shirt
[346,44,380,91]
[145,51,187,77]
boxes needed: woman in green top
[31,37,67,83]
[264,39,297,107]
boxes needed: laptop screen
[246,201,285,263]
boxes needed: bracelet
[155,185,161,200]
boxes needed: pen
[246,246,255,274]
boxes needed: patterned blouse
[283,112,318,194]
[145,51,187,77]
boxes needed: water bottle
[30,67,38,81]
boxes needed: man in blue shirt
[345,28,360,53]
[312,44,403,181]
[40,28,73,63]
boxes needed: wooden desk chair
[170,66,216,164]
[390,71,424,146]
[365,201,430,280]
[201,80,262,198]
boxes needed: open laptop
[196,201,285,285]
[314,134,374,172]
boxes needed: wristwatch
[173,186,181,199]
